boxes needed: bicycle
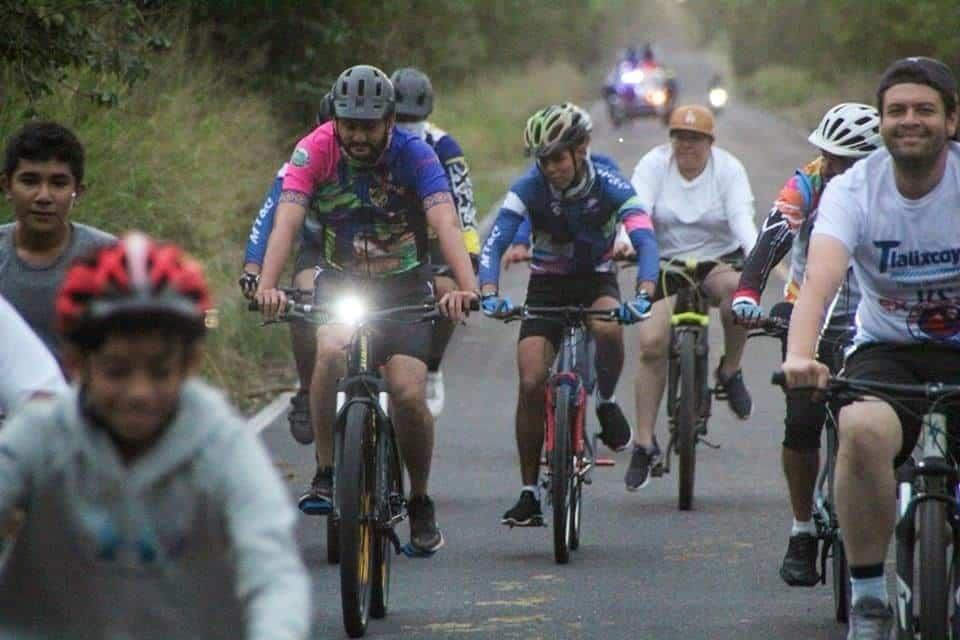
[656,257,734,510]
[772,372,960,638]
[252,291,460,638]
[494,304,622,563]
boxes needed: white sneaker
[426,369,445,418]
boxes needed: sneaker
[624,442,662,491]
[779,533,820,586]
[298,466,333,515]
[425,369,445,418]
[288,390,314,445]
[847,596,893,640]
[500,490,543,527]
[408,495,444,553]
[596,401,631,451]
[715,358,753,420]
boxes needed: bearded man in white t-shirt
[619,104,758,491]
[783,57,960,639]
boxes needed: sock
[850,564,887,605]
[522,484,540,500]
[598,393,616,405]
[791,519,816,536]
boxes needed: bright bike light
[621,69,645,84]
[647,88,668,106]
[333,295,368,325]
[709,87,728,108]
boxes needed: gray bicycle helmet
[332,65,394,120]
[316,90,334,125]
[391,67,434,120]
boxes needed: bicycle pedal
[400,543,437,559]
[595,457,616,467]
[698,437,721,449]
[651,463,666,477]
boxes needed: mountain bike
[252,292,460,637]
[496,305,622,563]
[773,372,960,638]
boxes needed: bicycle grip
[771,371,786,387]
[248,299,260,312]
[469,298,480,312]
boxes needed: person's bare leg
[589,295,624,399]
[384,355,432,497]
[309,325,351,467]
[701,266,746,378]
[834,400,901,566]
[632,296,673,448]
[516,336,555,486]
[429,274,457,371]
[783,447,819,521]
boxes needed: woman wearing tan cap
[617,104,758,491]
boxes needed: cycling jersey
[281,122,450,278]
[243,164,320,266]
[737,157,860,327]
[479,157,658,289]
[0,294,66,414]
[0,380,310,639]
[814,142,960,348]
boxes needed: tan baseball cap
[668,104,715,139]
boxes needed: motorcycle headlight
[621,69,645,84]
[709,87,729,108]
[333,295,368,326]
[647,89,668,106]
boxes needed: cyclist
[0,233,310,639]
[732,103,881,587]
[239,91,335,446]
[0,121,115,364]
[391,67,479,417]
[621,104,757,491]
[0,294,66,415]
[255,65,478,554]
[479,103,658,526]
[782,57,960,639]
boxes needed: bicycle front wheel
[338,402,377,638]
[551,384,575,564]
[371,423,402,620]
[918,499,950,639]
[676,331,698,511]
[832,535,849,623]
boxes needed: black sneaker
[288,390,314,445]
[501,490,543,527]
[408,495,444,553]
[624,442,662,492]
[779,533,820,586]
[596,401,632,451]
[715,358,753,420]
[847,596,893,640]
[298,466,333,515]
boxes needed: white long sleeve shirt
[0,294,66,415]
[631,143,757,259]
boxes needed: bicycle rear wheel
[918,498,950,639]
[676,331,698,511]
[338,402,377,638]
[551,384,575,564]
[371,424,401,620]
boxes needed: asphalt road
[259,44,850,639]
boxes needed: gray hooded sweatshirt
[0,379,310,640]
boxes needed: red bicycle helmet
[57,232,212,343]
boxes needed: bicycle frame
[546,324,591,466]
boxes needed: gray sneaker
[847,597,893,640]
[288,390,313,444]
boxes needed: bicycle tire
[677,330,698,511]
[327,515,340,565]
[551,384,574,564]
[371,425,401,619]
[832,535,850,623]
[918,498,950,639]
[338,402,377,638]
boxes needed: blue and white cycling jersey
[479,156,659,289]
[243,164,321,266]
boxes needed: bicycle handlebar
[493,305,622,325]
[248,298,479,325]
[771,372,960,400]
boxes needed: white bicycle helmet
[808,102,882,158]
[523,103,593,158]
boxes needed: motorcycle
[603,62,677,128]
[707,73,729,115]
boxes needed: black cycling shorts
[293,240,322,278]
[652,249,744,302]
[839,342,960,467]
[519,273,621,352]
[312,266,435,366]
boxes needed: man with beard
[255,65,478,555]
[782,57,960,639]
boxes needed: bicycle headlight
[333,295,368,325]
[709,87,728,108]
[621,69,645,85]
[647,89,668,106]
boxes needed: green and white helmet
[523,103,593,158]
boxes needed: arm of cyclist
[436,138,481,261]
[425,191,479,321]
[254,196,306,319]
[239,166,286,298]
[216,422,311,640]
[732,206,796,326]
[723,156,758,255]
[0,296,67,414]
[783,234,849,389]
[502,216,532,271]
[617,205,658,323]
[477,205,524,315]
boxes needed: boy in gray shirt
[0,122,114,362]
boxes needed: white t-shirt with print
[630,144,757,259]
[0,294,66,415]
[814,142,960,349]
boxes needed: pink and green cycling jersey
[281,122,451,277]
